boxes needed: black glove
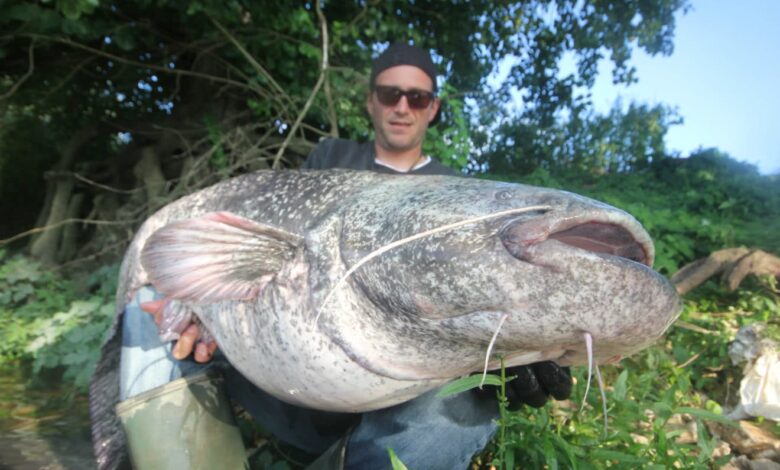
[476,361,572,410]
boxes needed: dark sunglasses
[373,85,435,110]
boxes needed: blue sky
[589,0,780,174]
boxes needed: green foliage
[387,447,409,470]
[0,0,689,238]
[477,102,680,177]
[502,150,780,274]
[0,250,116,391]
[482,275,778,469]
[0,250,75,359]
[486,346,741,469]
[423,83,473,171]
[437,373,509,397]
[204,114,229,173]
[478,159,779,469]
[25,298,114,390]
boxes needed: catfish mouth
[501,217,653,267]
[547,222,648,265]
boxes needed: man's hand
[476,361,572,410]
[140,299,218,363]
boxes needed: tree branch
[0,38,35,101]
[272,0,330,168]
[51,238,131,272]
[323,62,339,137]
[671,248,780,295]
[1,218,134,246]
[42,55,95,99]
[19,34,262,96]
[72,173,143,194]
[208,16,290,103]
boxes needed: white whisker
[580,331,593,412]
[480,313,509,388]
[313,205,551,325]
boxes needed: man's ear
[428,97,441,124]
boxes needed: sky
[588,0,780,175]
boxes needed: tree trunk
[29,177,73,264]
[29,124,98,250]
[58,192,84,262]
[133,148,167,216]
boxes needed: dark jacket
[302,138,457,176]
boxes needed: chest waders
[116,371,248,469]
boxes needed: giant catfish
[90,169,681,466]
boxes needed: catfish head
[316,175,681,381]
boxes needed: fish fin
[141,211,302,302]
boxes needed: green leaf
[613,369,629,401]
[387,447,408,470]
[11,283,34,302]
[113,25,137,51]
[61,17,89,36]
[589,449,648,464]
[652,401,673,422]
[56,0,97,20]
[550,433,579,469]
[505,445,516,470]
[298,42,320,60]
[543,439,557,470]
[436,374,508,397]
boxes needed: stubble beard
[377,121,426,154]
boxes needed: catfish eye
[495,190,513,200]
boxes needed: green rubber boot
[116,371,248,470]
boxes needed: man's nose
[393,95,411,113]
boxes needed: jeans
[120,286,499,470]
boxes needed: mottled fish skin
[90,169,680,469]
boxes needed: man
[121,43,572,469]
[303,43,452,176]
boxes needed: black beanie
[370,43,438,92]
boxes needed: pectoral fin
[141,211,302,302]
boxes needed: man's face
[367,65,440,155]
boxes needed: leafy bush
[0,249,116,391]
[480,275,778,470]
[475,157,780,468]
[501,153,779,274]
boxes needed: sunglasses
[373,85,435,110]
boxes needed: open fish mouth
[500,212,654,267]
[547,222,649,265]
[493,209,677,368]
